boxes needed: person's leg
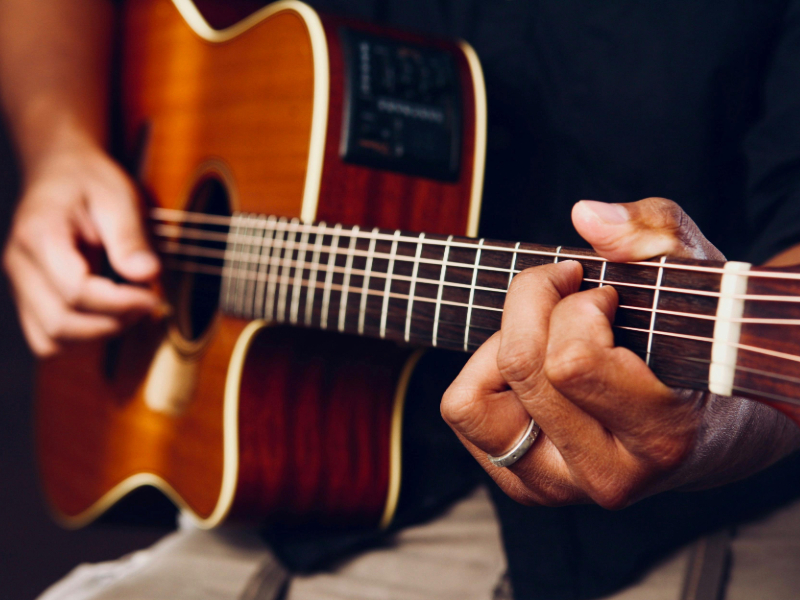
[286,486,507,600]
[37,514,288,600]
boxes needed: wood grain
[37,0,478,528]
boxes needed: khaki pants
[37,486,800,600]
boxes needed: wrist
[15,98,107,184]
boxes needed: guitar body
[36,0,485,529]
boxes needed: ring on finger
[487,418,541,468]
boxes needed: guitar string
[151,208,800,283]
[160,244,800,325]
[156,258,800,404]
[163,257,800,367]
[155,235,800,310]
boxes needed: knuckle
[544,339,598,390]
[40,308,69,342]
[647,197,683,230]
[497,340,541,388]
[645,435,691,471]
[589,478,636,511]
[440,384,479,430]
[537,483,577,507]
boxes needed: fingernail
[128,251,160,275]
[580,200,629,224]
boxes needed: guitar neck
[154,210,800,411]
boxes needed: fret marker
[709,261,752,396]
[464,239,485,351]
[432,235,453,347]
[380,230,402,339]
[404,233,425,343]
[645,256,667,366]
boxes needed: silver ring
[486,418,540,468]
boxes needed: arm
[0,0,160,356]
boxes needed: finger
[571,197,724,262]
[497,262,601,442]
[87,175,160,282]
[442,333,532,457]
[451,426,586,507]
[545,285,661,430]
[7,250,124,345]
[498,262,628,494]
[442,334,584,505]
[16,308,60,358]
[546,287,695,465]
[14,221,159,315]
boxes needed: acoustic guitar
[37,0,800,532]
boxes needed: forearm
[0,0,114,178]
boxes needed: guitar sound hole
[166,176,231,343]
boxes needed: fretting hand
[441,197,800,508]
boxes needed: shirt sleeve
[743,0,800,265]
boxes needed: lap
[37,487,506,600]
[37,486,800,600]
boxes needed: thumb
[89,183,160,283]
[571,197,724,262]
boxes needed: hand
[441,198,800,508]
[3,143,161,357]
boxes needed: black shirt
[144,1,800,598]
[294,2,800,599]
[308,0,800,266]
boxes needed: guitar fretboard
[155,211,747,396]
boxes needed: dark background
[0,121,168,600]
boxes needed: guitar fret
[358,228,379,335]
[338,225,359,332]
[599,260,608,287]
[553,245,562,264]
[380,230,402,339]
[404,233,425,342]
[508,241,521,289]
[645,256,667,366]
[254,215,276,318]
[320,224,342,330]
[432,235,453,347]
[276,218,299,322]
[222,214,245,316]
[247,215,268,318]
[304,222,326,326]
[238,214,257,318]
[464,239,485,351]
[289,227,310,324]
[264,217,287,321]
[228,215,245,314]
